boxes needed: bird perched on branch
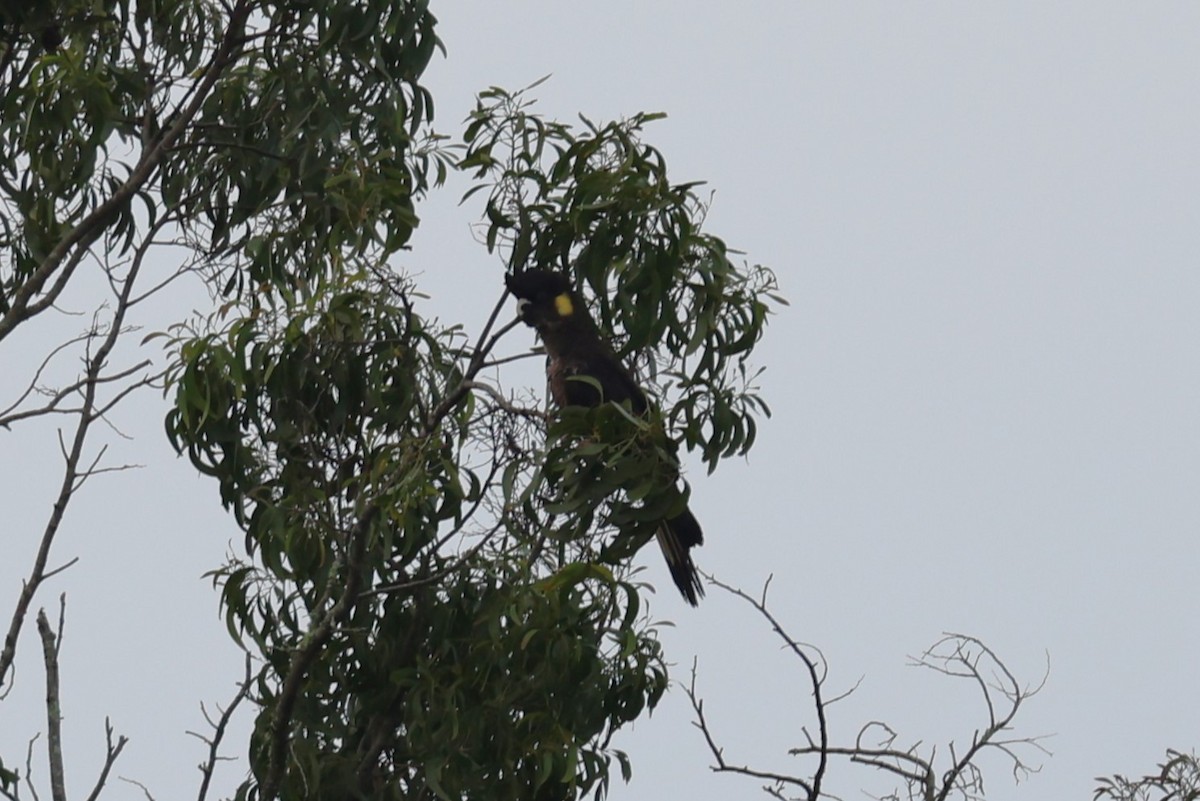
[505,269,705,605]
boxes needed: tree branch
[1,203,153,691]
[685,589,1048,801]
[914,633,1051,801]
[192,655,254,801]
[461,380,546,422]
[422,292,522,436]
[686,663,816,798]
[83,720,128,801]
[706,575,830,799]
[259,505,378,801]
[35,606,66,801]
[0,0,253,343]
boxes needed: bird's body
[505,269,705,605]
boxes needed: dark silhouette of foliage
[2,3,777,800]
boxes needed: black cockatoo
[505,269,704,605]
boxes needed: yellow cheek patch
[554,293,574,317]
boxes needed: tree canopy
[1,3,779,800]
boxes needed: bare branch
[912,633,1051,801]
[118,777,156,801]
[24,733,41,801]
[0,332,93,425]
[479,348,545,370]
[461,380,547,422]
[824,674,864,706]
[685,585,1048,801]
[87,361,156,421]
[1,195,156,690]
[422,298,523,435]
[83,720,129,801]
[705,575,830,799]
[35,608,66,801]
[686,663,816,798]
[194,655,254,801]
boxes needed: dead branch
[0,332,94,426]
[1,205,156,691]
[191,655,254,801]
[83,720,128,801]
[708,575,831,799]
[461,380,547,422]
[686,661,816,799]
[23,732,41,801]
[34,607,65,801]
[118,777,156,801]
[422,296,523,436]
[686,582,1049,801]
[911,633,1052,801]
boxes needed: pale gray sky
[418,6,1200,796]
[5,4,1199,800]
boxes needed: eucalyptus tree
[1,4,777,799]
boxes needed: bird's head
[505,270,579,332]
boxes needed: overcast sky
[5,4,1200,801]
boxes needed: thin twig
[461,380,546,422]
[707,575,830,799]
[118,777,156,801]
[1,184,157,690]
[83,719,129,801]
[365,515,508,597]
[0,332,93,422]
[422,300,522,435]
[685,662,816,798]
[194,655,254,801]
[24,732,41,801]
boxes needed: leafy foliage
[462,85,784,471]
[166,269,674,800]
[4,3,778,800]
[1095,750,1200,801]
[0,0,445,327]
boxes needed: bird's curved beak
[515,297,533,325]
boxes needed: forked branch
[687,579,1049,801]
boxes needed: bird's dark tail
[657,506,705,606]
